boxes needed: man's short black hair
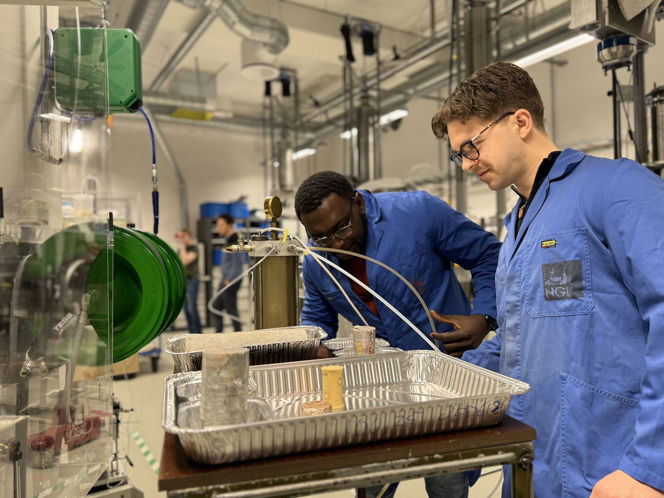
[294,171,355,220]
[218,213,234,224]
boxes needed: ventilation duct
[209,0,289,54]
[176,0,289,54]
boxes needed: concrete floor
[109,277,504,497]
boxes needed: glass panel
[0,5,113,496]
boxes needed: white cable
[308,247,437,336]
[259,228,369,326]
[207,247,276,318]
[293,245,439,351]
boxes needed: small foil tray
[165,326,327,372]
[323,337,390,351]
[162,351,530,465]
[332,346,402,357]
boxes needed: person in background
[431,61,664,497]
[294,170,501,498]
[176,228,202,334]
[214,214,243,332]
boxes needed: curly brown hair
[431,61,545,138]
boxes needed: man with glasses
[294,170,501,498]
[432,61,664,497]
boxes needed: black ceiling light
[280,74,291,97]
[360,25,375,56]
[340,22,355,63]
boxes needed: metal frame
[164,440,533,498]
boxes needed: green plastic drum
[87,226,169,363]
[136,229,186,334]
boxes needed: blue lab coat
[463,149,664,496]
[300,190,501,351]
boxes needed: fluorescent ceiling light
[340,109,409,138]
[292,147,316,161]
[379,108,408,126]
[340,128,358,139]
[512,33,595,68]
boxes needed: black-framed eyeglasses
[310,197,355,247]
[450,112,515,167]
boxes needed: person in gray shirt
[214,214,244,332]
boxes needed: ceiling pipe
[126,0,171,50]
[299,11,575,147]
[117,110,318,138]
[148,11,217,92]
[143,92,215,111]
[301,2,571,125]
[302,35,452,123]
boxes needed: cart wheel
[151,356,159,373]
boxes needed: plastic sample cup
[321,365,344,411]
[201,347,249,426]
[352,325,376,355]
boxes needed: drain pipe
[140,106,189,229]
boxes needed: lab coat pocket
[560,373,639,497]
[523,228,594,317]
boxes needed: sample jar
[352,325,376,355]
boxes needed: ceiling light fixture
[340,109,409,139]
[512,33,595,68]
[379,108,408,126]
[339,128,358,140]
[292,147,316,161]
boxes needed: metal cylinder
[647,86,664,167]
[252,255,299,329]
[357,94,372,183]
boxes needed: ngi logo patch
[542,259,584,301]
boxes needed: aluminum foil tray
[162,351,530,465]
[165,326,328,372]
[332,346,402,357]
[323,337,390,351]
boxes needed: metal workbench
[158,415,535,498]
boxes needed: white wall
[109,117,265,247]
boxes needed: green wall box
[53,27,142,114]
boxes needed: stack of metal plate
[162,350,530,464]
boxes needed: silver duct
[150,0,289,92]
[209,0,289,54]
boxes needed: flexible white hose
[293,245,439,351]
[308,247,437,336]
[259,227,439,350]
[206,247,276,318]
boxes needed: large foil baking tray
[164,326,327,372]
[162,351,530,465]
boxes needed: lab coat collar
[356,190,385,254]
[504,148,585,260]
